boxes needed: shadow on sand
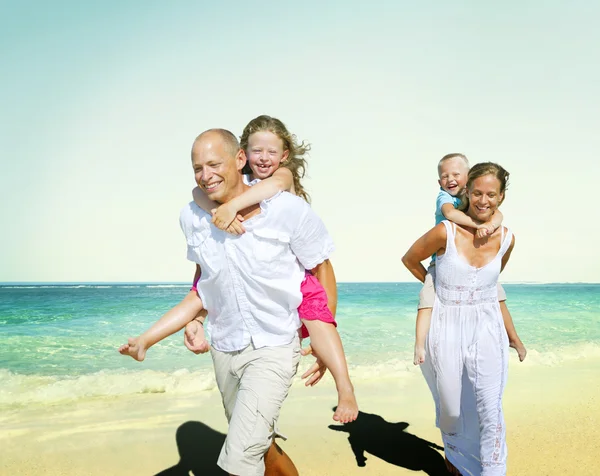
[155,421,227,476]
[329,409,451,476]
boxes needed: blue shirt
[435,189,461,225]
[432,189,462,262]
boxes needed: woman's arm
[212,168,294,230]
[401,224,447,282]
[500,232,515,272]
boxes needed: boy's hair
[240,115,311,203]
[437,153,470,177]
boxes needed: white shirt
[179,191,335,352]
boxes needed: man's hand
[184,320,210,354]
[300,343,327,386]
[211,204,245,234]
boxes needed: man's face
[191,134,245,203]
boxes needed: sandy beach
[2,355,598,476]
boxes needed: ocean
[1,283,599,408]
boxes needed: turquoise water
[1,283,599,406]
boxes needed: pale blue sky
[1,1,599,282]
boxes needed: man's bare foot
[445,456,461,475]
[333,387,358,423]
[510,339,527,362]
[118,337,148,361]
[414,345,425,365]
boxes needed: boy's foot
[445,456,462,475]
[333,387,359,424]
[118,337,148,361]
[509,339,527,362]
[414,345,426,365]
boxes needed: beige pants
[418,264,507,309]
[211,336,301,476]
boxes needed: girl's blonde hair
[240,115,311,203]
[459,162,510,210]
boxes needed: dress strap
[441,220,456,255]
[498,227,513,258]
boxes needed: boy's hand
[184,320,210,354]
[476,222,495,238]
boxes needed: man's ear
[236,149,247,172]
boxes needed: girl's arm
[192,186,219,214]
[212,168,294,230]
[402,224,447,282]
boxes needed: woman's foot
[509,339,527,362]
[333,386,359,423]
[118,336,148,361]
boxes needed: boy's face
[438,158,469,196]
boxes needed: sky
[1,0,599,283]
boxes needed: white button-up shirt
[179,191,335,352]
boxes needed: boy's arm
[212,168,294,230]
[441,203,482,229]
[402,223,447,282]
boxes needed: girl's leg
[119,290,205,361]
[414,308,432,365]
[301,319,358,423]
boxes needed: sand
[2,356,599,476]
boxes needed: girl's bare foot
[333,386,358,423]
[118,337,148,361]
[445,456,461,475]
[414,345,426,365]
[510,339,527,362]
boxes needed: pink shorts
[298,271,337,339]
[190,272,336,339]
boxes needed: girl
[120,115,358,424]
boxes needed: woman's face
[468,174,504,222]
[245,131,289,180]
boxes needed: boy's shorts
[418,264,507,309]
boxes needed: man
[180,129,337,476]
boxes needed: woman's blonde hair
[240,115,311,203]
[459,162,510,210]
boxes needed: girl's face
[468,174,504,222]
[246,131,289,180]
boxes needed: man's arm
[310,259,338,316]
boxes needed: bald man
[180,129,337,476]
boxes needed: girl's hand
[211,207,246,235]
[212,203,238,230]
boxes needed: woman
[402,162,515,476]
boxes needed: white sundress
[421,220,512,476]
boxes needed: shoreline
[2,357,599,475]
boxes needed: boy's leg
[497,284,526,362]
[301,319,358,423]
[415,266,435,365]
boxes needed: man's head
[191,129,246,203]
[437,153,470,197]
